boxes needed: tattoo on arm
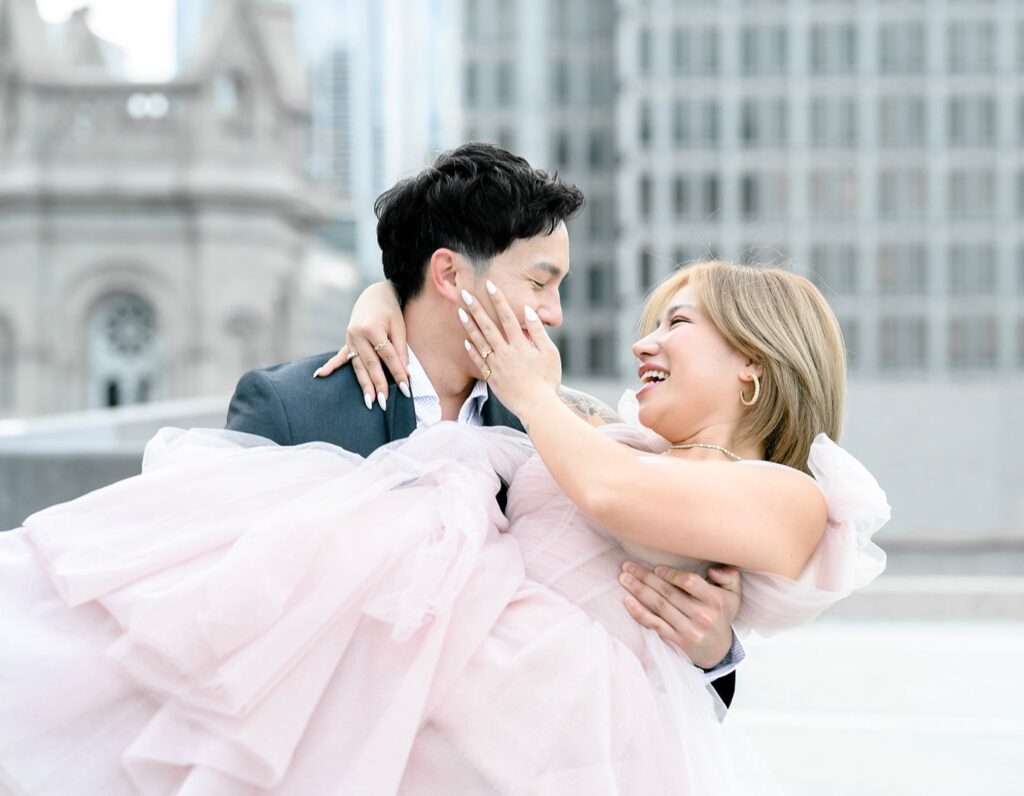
[557,387,624,426]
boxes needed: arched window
[0,318,14,411]
[87,293,163,408]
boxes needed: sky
[35,0,177,81]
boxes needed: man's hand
[619,563,741,670]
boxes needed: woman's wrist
[513,386,564,432]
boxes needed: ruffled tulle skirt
[0,425,778,795]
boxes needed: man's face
[468,221,570,342]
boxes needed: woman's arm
[459,283,828,580]
[320,282,624,426]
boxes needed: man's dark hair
[375,142,585,306]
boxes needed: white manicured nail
[460,289,474,305]
[458,307,469,324]
[524,305,539,322]
[399,381,411,398]
[486,280,497,294]
[464,340,473,353]
[363,392,373,410]
[377,391,387,411]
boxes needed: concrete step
[829,575,1024,620]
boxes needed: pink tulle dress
[0,404,889,795]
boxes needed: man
[226,142,742,704]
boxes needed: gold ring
[346,350,358,361]
[482,349,492,361]
[482,367,492,381]
[373,341,388,353]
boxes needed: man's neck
[404,298,479,421]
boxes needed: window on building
[879,22,926,74]
[809,96,858,148]
[464,63,478,106]
[496,61,515,104]
[1019,20,1024,72]
[588,129,609,167]
[948,316,999,369]
[742,24,788,75]
[810,168,860,220]
[947,20,996,74]
[553,61,569,104]
[810,244,860,295]
[879,316,928,370]
[554,130,570,168]
[87,293,162,409]
[638,26,653,75]
[810,23,857,74]
[877,244,928,295]
[640,250,655,292]
[948,245,997,295]
[672,100,691,146]
[878,169,928,221]
[587,331,616,376]
[672,28,691,75]
[948,169,996,219]
[638,173,653,220]
[588,264,611,306]
[742,97,789,148]
[741,174,759,220]
[673,175,691,218]
[948,95,997,147]
[639,100,653,148]
[699,100,719,146]
[702,174,720,218]
[0,318,13,411]
[879,95,927,147]
[700,26,720,75]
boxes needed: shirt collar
[406,346,489,427]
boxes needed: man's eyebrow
[530,262,569,279]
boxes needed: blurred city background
[0,0,1021,792]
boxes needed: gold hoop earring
[740,374,760,407]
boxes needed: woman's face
[632,283,750,442]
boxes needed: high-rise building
[615,0,1022,380]
[461,0,619,377]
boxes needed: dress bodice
[505,423,707,660]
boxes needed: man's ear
[426,248,462,303]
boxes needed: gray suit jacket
[225,352,524,453]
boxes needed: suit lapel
[482,389,525,432]
[385,382,416,442]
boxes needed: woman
[0,262,888,794]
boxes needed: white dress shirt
[406,346,489,428]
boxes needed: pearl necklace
[668,442,743,462]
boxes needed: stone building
[0,0,337,418]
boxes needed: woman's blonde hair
[639,261,847,473]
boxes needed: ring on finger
[346,351,358,361]
[482,366,492,381]
[373,341,388,353]
[481,349,493,361]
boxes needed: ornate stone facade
[0,0,336,416]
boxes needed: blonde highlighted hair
[640,261,847,473]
